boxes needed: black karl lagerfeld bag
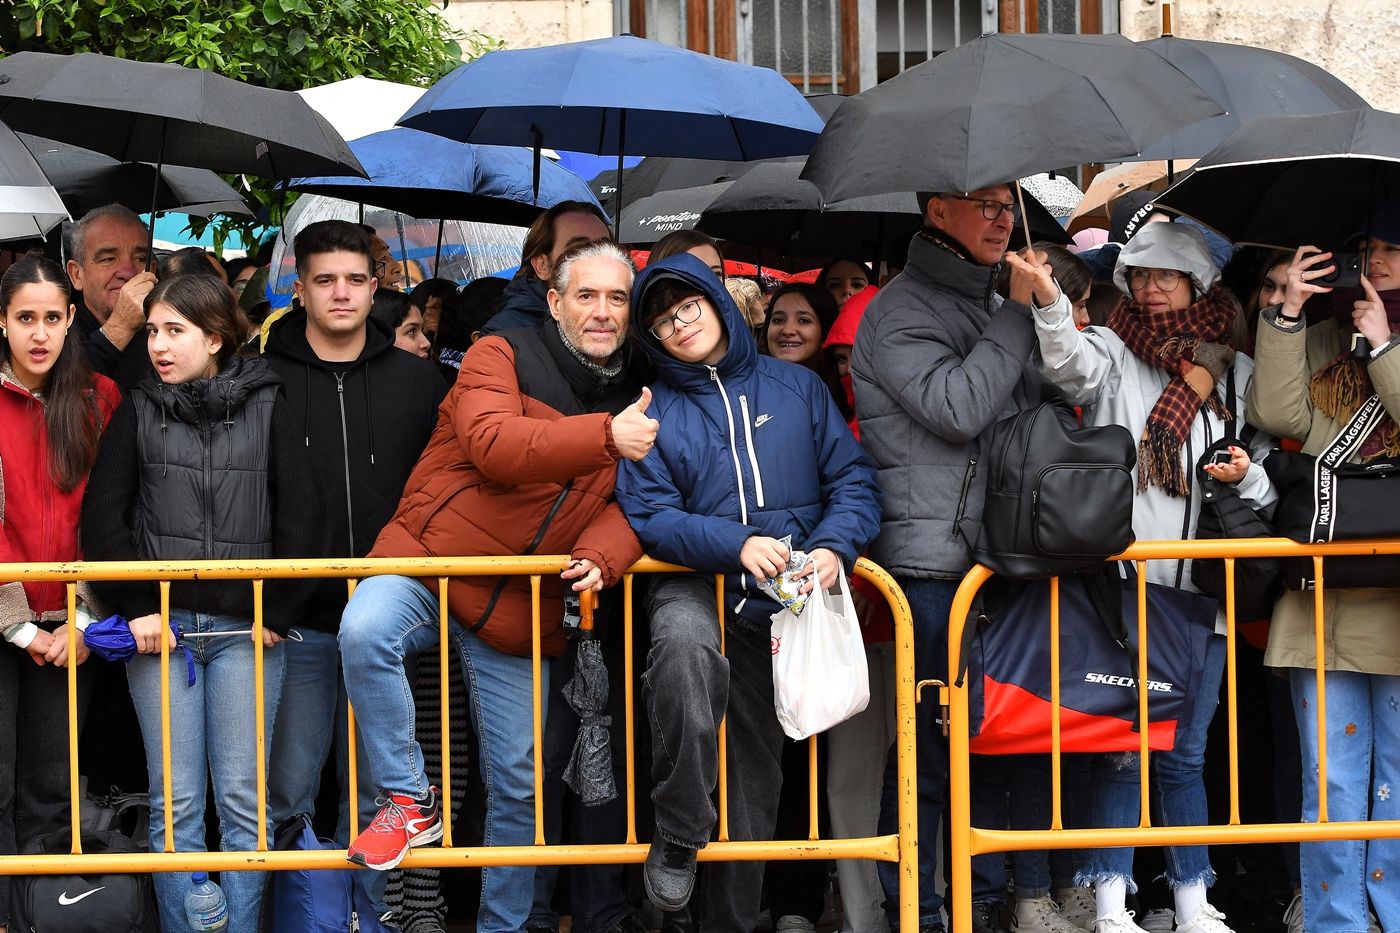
[1263,394,1400,589]
[1190,371,1285,619]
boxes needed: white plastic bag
[770,566,870,740]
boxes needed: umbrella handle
[579,589,595,633]
[1013,179,1034,254]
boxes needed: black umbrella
[1135,35,1369,163]
[1153,109,1400,249]
[617,181,734,245]
[20,134,249,218]
[562,591,616,806]
[801,32,1223,203]
[0,52,364,179]
[698,162,1072,263]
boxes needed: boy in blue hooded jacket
[615,253,882,931]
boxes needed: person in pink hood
[823,284,880,440]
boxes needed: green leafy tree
[3,0,504,253]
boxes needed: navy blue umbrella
[84,614,195,686]
[287,128,603,228]
[397,34,825,233]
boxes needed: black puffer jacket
[262,310,446,633]
[82,356,326,634]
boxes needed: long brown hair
[144,274,250,368]
[0,252,105,493]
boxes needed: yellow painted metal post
[808,735,819,840]
[1136,561,1151,828]
[624,575,638,845]
[439,577,454,847]
[346,578,360,839]
[159,581,174,852]
[67,583,81,854]
[1224,559,1241,825]
[716,574,729,842]
[1049,577,1062,830]
[532,575,545,846]
[948,567,990,933]
[1314,556,1329,823]
[254,579,268,852]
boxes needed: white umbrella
[295,76,428,142]
[0,123,68,242]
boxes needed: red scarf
[1308,287,1400,460]
[1106,284,1240,495]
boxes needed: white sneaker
[1015,895,1082,933]
[1094,910,1150,933]
[1281,894,1303,933]
[1175,904,1234,933]
[1055,888,1096,931]
[1139,908,1175,932]
[775,917,816,933]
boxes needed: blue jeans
[1290,668,1400,933]
[878,578,955,929]
[127,611,285,933]
[1076,633,1226,892]
[970,755,1052,899]
[339,574,548,933]
[269,628,341,825]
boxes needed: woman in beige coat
[1247,233,1400,933]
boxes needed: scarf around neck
[555,321,623,380]
[1309,286,1400,460]
[1106,283,1239,495]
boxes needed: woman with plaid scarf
[1004,222,1278,933]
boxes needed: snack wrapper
[757,535,813,617]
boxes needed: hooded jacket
[480,274,550,336]
[615,253,882,627]
[0,365,121,648]
[81,356,325,634]
[370,319,647,658]
[262,310,447,633]
[851,232,1043,580]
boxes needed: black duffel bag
[11,826,159,933]
[1263,393,1400,590]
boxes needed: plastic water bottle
[184,872,229,932]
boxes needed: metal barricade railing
[944,536,1400,933]
[0,555,920,933]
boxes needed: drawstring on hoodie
[302,364,311,447]
[363,363,376,465]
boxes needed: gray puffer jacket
[851,232,1043,580]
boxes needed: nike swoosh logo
[59,887,105,905]
[754,414,772,427]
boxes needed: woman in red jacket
[0,252,121,933]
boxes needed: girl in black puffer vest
[82,274,324,933]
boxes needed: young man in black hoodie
[261,221,446,901]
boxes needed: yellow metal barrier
[945,536,1400,933]
[0,555,920,933]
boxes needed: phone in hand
[1316,252,1362,289]
[1209,449,1234,467]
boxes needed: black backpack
[958,399,1137,579]
[11,827,159,933]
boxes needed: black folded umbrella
[562,592,616,806]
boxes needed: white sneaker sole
[348,819,444,872]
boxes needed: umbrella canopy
[698,162,1072,261]
[800,32,1223,202]
[1135,35,1370,162]
[617,182,733,244]
[267,194,526,296]
[0,121,68,241]
[1072,159,1199,221]
[398,34,824,160]
[1154,109,1400,249]
[21,134,250,217]
[295,75,427,142]
[287,128,602,227]
[0,51,365,179]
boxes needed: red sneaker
[347,787,443,871]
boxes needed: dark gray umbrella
[698,162,1072,262]
[20,134,250,218]
[0,52,365,179]
[801,32,1223,202]
[1154,109,1400,249]
[617,181,733,245]
[1135,35,1369,162]
[562,592,616,806]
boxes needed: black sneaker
[972,900,1014,933]
[644,840,698,912]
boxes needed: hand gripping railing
[944,536,1400,933]
[0,555,920,933]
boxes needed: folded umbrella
[562,592,616,806]
[84,614,195,686]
